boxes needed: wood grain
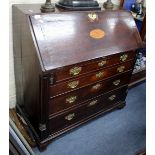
[13,4,143,150]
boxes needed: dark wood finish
[39,101,126,150]
[13,4,143,150]
[49,86,127,133]
[12,5,43,139]
[50,60,134,97]
[30,11,143,71]
[53,51,136,83]
[49,71,132,116]
[49,72,131,115]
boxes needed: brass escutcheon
[117,66,125,73]
[87,100,98,107]
[96,71,104,78]
[113,79,121,86]
[70,67,82,76]
[108,95,116,101]
[88,13,98,22]
[66,96,77,104]
[92,83,102,90]
[120,54,128,62]
[68,80,79,89]
[98,60,106,67]
[65,113,75,121]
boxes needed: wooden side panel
[12,6,48,139]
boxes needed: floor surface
[33,82,146,155]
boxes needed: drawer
[53,51,136,83]
[48,71,132,116]
[50,60,135,97]
[49,86,127,134]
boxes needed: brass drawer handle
[66,96,77,104]
[120,54,128,62]
[87,100,98,107]
[117,66,125,73]
[92,83,102,90]
[68,81,79,89]
[65,113,75,121]
[108,95,116,101]
[96,71,104,78]
[70,67,82,76]
[98,60,106,67]
[113,79,121,86]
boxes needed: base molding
[16,101,125,150]
[37,101,125,150]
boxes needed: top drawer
[53,51,136,83]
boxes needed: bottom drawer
[48,86,128,134]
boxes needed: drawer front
[50,60,134,97]
[54,51,136,83]
[48,71,132,116]
[49,86,127,134]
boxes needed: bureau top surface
[30,10,143,71]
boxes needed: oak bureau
[13,4,143,150]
